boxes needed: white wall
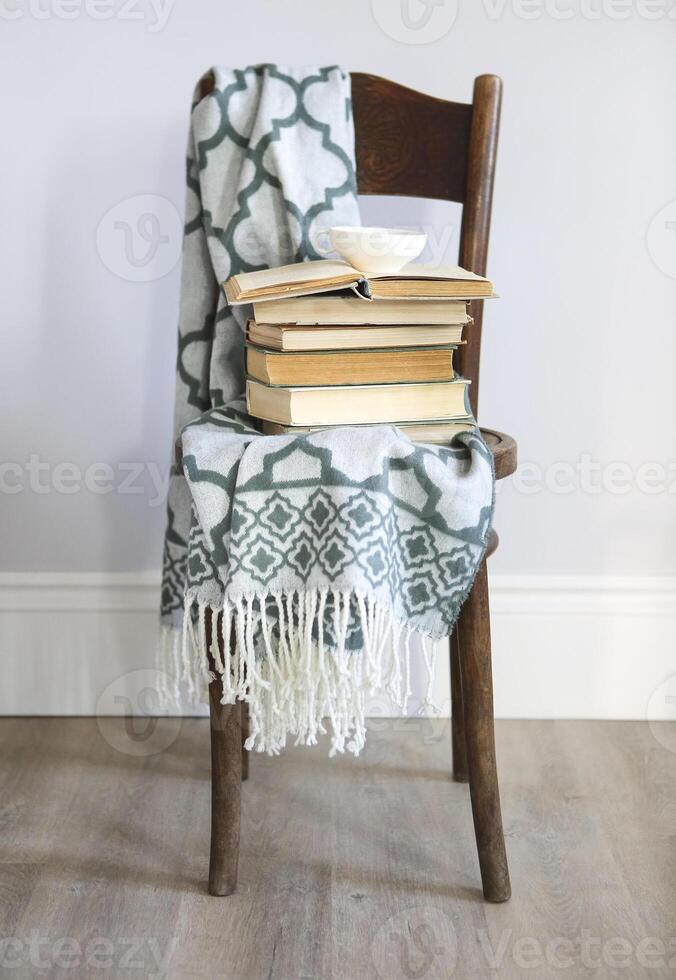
[1,1,675,716]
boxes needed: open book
[223,259,493,304]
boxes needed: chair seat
[480,428,517,480]
[176,427,518,476]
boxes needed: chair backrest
[199,71,502,415]
[351,73,502,416]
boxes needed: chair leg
[457,559,511,903]
[208,688,242,896]
[450,629,468,782]
[241,702,250,781]
[206,610,242,897]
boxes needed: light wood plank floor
[0,718,675,979]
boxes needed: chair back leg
[456,560,511,902]
[450,630,468,782]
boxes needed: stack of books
[223,258,494,444]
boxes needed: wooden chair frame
[196,71,516,903]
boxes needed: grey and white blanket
[159,65,494,755]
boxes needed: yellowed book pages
[369,278,492,299]
[224,260,362,304]
[224,258,492,305]
[369,261,493,298]
[246,345,456,386]
[261,418,476,444]
[246,379,471,426]
[246,321,466,352]
[253,296,469,325]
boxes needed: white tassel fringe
[157,589,440,757]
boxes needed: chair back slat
[352,72,502,416]
[351,73,472,203]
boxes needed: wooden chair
[196,71,517,903]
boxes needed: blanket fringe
[157,590,439,756]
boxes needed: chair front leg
[206,611,242,897]
[456,560,511,903]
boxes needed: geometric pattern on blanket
[160,65,361,629]
[167,404,495,755]
[181,406,494,642]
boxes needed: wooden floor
[1,718,675,979]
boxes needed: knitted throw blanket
[159,65,495,756]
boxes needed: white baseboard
[0,572,674,719]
